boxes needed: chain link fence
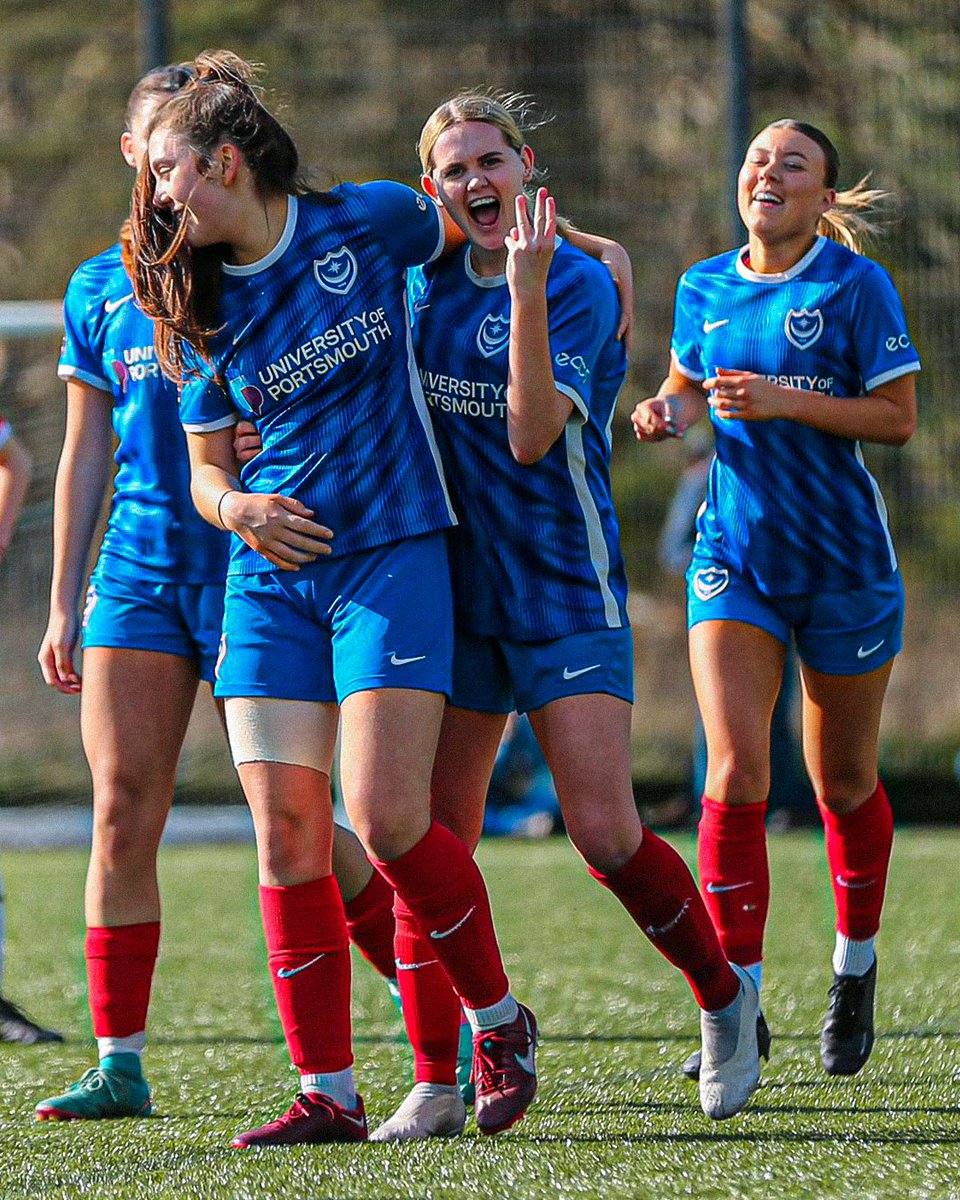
[1,0,957,798]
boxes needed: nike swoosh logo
[703,319,729,333]
[395,958,440,971]
[413,300,430,312]
[390,653,426,666]
[430,906,476,940]
[857,640,885,659]
[104,294,133,314]
[646,898,691,938]
[337,1109,367,1131]
[705,880,753,893]
[276,952,327,978]
[513,1009,537,1075]
[835,874,877,890]
[562,663,601,680]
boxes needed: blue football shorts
[450,625,634,714]
[686,550,904,676]
[215,531,453,702]
[81,558,225,683]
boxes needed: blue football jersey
[411,240,629,641]
[59,243,229,584]
[178,183,455,575]
[671,236,920,595]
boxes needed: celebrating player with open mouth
[367,91,762,1142]
[633,119,919,1080]
[130,50,538,1148]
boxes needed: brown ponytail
[130,49,309,384]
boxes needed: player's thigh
[80,646,199,794]
[800,660,893,810]
[528,692,640,866]
[688,619,787,803]
[432,705,508,850]
[339,687,446,859]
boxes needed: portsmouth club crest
[476,312,511,359]
[314,246,358,295]
[784,308,824,350]
[692,566,730,602]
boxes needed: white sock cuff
[833,935,876,977]
[464,992,518,1033]
[98,1032,145,1059]
[300,1067,356,1109]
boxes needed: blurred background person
[0,413,62,1044]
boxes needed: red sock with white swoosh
[259,875,353,1074]
[819,779,893,942]
[394,895,462,1084]
[698,797,770,969]
[373,821,510,1011]
[589,827,739,1011]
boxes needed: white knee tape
[225,697,331,773]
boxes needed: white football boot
[698,963,762,1120]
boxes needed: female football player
[367,90,762,1142]
[35,64,398,1125]
[130,50,538,1147]
[632,119,918,1080]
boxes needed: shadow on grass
[521,1129,960,1146]
[538,1028,960,1045]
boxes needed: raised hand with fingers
[505,187,557,301]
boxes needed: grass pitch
[0,830,958,1199]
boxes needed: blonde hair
[765,120,891,255]
[417,89,549,185]
[818,175,891,253]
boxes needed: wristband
[216,489,234,531]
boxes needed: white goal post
[0,301,63,337]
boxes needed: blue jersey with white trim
[178,183,455,575]
[671,235,920,595]
[411,240,629,641]
[59,243,229,584]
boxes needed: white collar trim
[735,235,827,284]
[223,195,297,276]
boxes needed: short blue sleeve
[850,261,921,391]
[59,269,113,393]
[361,181,445,270]
[670,271,706,382]
[179,348,239,432]
[547,255,623,421]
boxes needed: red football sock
[85,922,161,1038]
[698,796,770,967]
[373,821,509,1011]
[394,895,461,1085]
[589,829,739,1011]
[343,868,397,981]
[259,875,353,1074]
[819,779,893,940]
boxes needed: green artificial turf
[0,832,958,1199]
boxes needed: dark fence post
[725,0,750,244]
[140,0,170,73]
